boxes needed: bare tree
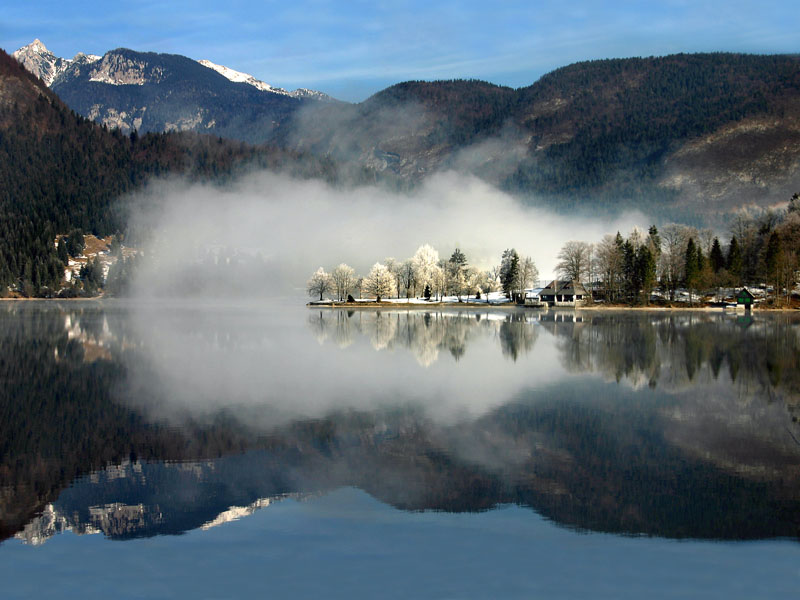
[594,234,623,301]
[520,256,539,291]
[556,241,591,282]
[306,267,332,301]
[660,224,694,301]
[400,259,416,298]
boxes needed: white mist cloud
[126,170,646,298]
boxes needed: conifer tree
[727,236,743,285]
[709,237,725,273]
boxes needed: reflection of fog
[3,302,800,543]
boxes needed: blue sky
[2,1,797,101]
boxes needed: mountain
[10,41,800,219]
[284,54,800,218]
[13,42,800,218]
[12,40,333,142]
[11,39,100,86]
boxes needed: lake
[1,300,799,598]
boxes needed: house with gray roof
[539,279,589,306]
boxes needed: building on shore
[539,279,589,307]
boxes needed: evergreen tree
[65,229,85,258]
[622,239,637,301]
[684,238,700,303]
[499,249,520,298]
[709,237,725,273]
[636,246,657,304]
[727,236,743,285]
[57,238,69,264]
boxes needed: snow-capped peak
[12,39,100,86]
[198,59,292,95]
[198,59,334,102]
[29,38,49,54]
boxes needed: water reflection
[308,309,537,365]
[1,302,799,544]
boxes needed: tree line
[554,193,800,305]
[307,244,538,303]
[310,193,800,306]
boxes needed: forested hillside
[17,46,800,218]
[285,53,800,215]
[0,48,373,295]
[508,54,800,204]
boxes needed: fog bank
[127,170,646,298]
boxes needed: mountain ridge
[13,39,330,99]
[8,42,800,218]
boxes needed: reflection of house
[524,287,544,307]
[539,280,589,306]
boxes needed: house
[539,279,589,306]
[523,287,545,307]
[735,287,755,310]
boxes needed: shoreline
[1,297,794,312]
[307,300,798,312]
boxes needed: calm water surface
[1,300,799,598]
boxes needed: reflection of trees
[3,303,800,544]
[307,311,329,344]
[498,315,538,361]
[307,309,541,366]
[550,312,800,401]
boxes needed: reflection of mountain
[15,459,302,545]
[2,303,799,544]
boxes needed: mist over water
[120,304,569,426]
[125,170,645,298]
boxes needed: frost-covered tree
[431,263,446,301]
[331,263,356,301]
[461,266,482,300]
[481,269,500,302]
[363,262,396,301]
[307,267,332,301]
[520,256,539,291]
[384,257,401,299]
[447,248,468,298]
[411,244,439,293]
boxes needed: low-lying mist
[125,170,645,298]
